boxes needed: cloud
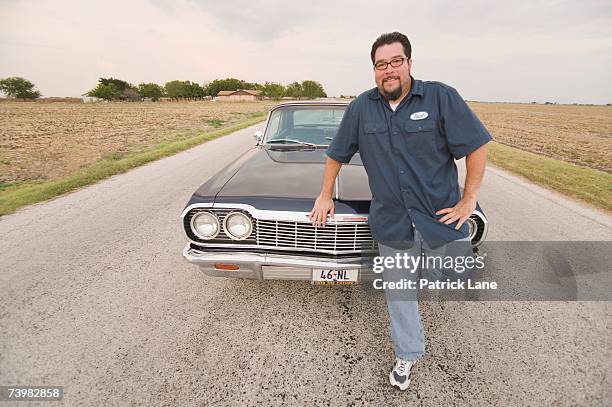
[0,0,611,103]
[187,0,332,41]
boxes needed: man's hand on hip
[435,197,477,230]
[309,195,335,227]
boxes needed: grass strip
[488,141,611,212]
[2,125,609,216]
[0,113,266,216]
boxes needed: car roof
[271,99,351,109]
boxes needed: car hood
[190,147,371,213]
[218,148,369,199]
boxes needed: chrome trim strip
[334,177,339,200]
[181,203,369,224]
[260,109,273,146]
[269,101,350,109]
[186,241,377,256]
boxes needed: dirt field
[471,102,612,173]
[0,100,276,183]
[0,101,610,184]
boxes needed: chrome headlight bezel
[190,211,220,240]
[468,210,488,248]
[466,217,477,240]
[223,211,253,240]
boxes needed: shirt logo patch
[410,111,428,120]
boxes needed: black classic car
[182,101,488,284]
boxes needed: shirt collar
[368,76,424,100]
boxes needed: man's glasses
[374,57,408,71]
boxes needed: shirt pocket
[363,122,391,156]
[401,120,439,157]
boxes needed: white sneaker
[389,358,415,390]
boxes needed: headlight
[191,211,220,240]
[223,211,253,240]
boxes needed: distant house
[217,89,262,101]
[82,96,101,103]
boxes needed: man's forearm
[319,157,343,198]
[463,143,488,201]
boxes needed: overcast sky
[1,0,611,104]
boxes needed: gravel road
[1,124,611,406]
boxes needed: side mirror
[253,130,263,144]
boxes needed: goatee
[382,85,402,101]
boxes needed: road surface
[1,124,611,406]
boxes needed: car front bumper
[183,244,376,282]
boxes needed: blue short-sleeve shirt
[326,77,492,249]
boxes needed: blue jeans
[378,228,473,361]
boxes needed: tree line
[0,76,327,101]
[0,77,41,99]
[85,77,327,101]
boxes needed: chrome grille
[184,207,376,254]
[256,219,376,253]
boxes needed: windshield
[264,105,346,147]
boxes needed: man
[309,32,491,390]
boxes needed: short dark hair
[370,32,412,64]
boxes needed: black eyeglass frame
[373,57,409,71]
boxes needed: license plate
[312,269,358,285]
